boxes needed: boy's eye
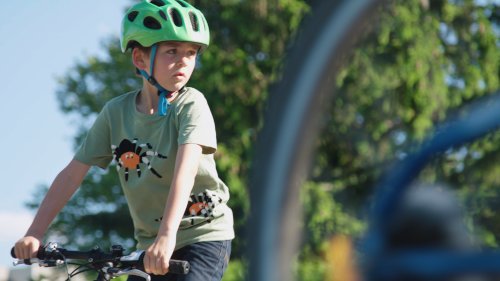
[166,49,177,54]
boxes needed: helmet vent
[143,16,162,30]
[127,11,139,22]
[169,8,183,27]
[159,10,167,21]
[175,0,188,7]
[201,17,207,30]
[189,12,199,31]
[149,0,166,7]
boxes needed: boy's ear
[132,48,148,71]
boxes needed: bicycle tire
[248,0,384,280]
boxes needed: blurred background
[0,0,499,280]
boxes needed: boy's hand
[144,235,176,275]
[14,236,41,259]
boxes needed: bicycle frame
[247,0,383,280]
[364,92,500,280]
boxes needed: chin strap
[157,91,169,116]
[138,44,172,116]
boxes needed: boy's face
[136,41,200,92]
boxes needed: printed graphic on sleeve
[155,190,224,229]
[111,138,167,181]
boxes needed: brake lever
[105,267,151,281]
[13,258,39,266]
[13,258,64,267]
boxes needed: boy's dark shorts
[128,240,232,281]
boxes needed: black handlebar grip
[11,247,42,265]
[135,252,190,275]
[11,247,44,259]
[169,259,190,275]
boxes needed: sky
[0,0,130,268]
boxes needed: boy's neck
[136,87,178,115]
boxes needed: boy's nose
[177,54,190,66]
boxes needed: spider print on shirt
[111,138,167,181]
[155,191,223,225]
[185,191,223,218]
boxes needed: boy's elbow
[60,159,91,186]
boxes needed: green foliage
[294,256,326,281]
[312,0,499,208]
[300,182,365,256]
[222,260,246,281]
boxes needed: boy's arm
[14,159,90,259]
[144,143,202,275]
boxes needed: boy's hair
[129,41,151,55]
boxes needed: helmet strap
[138,44,172,116]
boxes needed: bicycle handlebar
[11,242,190,280]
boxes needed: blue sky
[0,0,130,268]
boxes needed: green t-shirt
[74,87,234,250]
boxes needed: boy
[14,1,234,280]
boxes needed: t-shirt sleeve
[177,93,217,154]
[74,105,113,168]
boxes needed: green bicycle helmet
[120,0,210,52]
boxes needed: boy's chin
[171,83,188,92]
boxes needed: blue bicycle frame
[365,91,500,280]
